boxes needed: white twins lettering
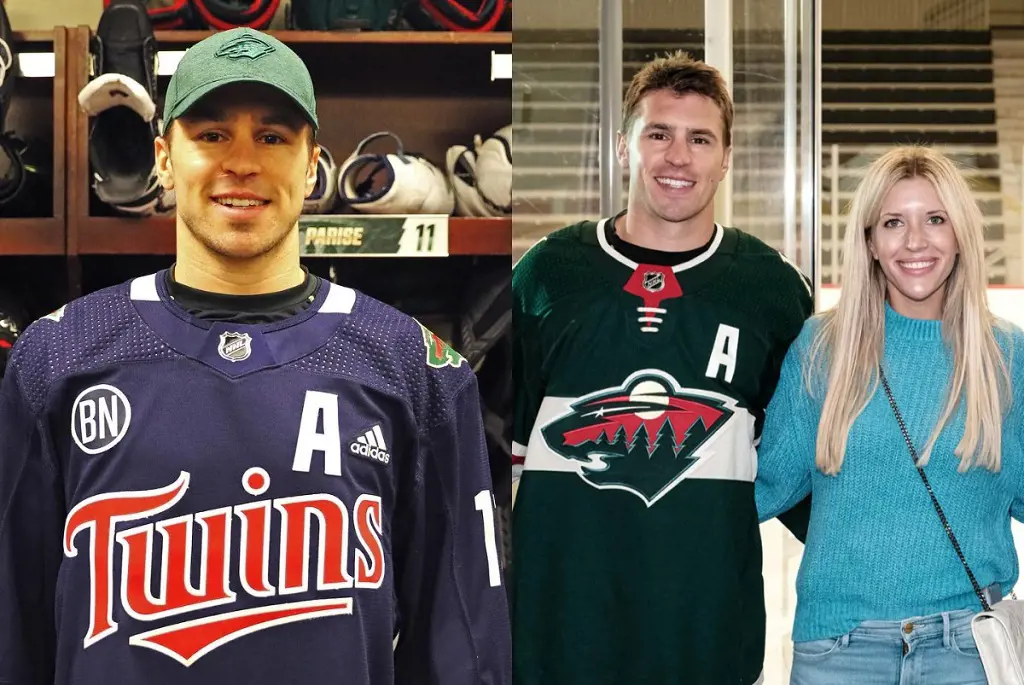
[62,469,384,666]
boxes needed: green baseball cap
[162,27,318,133]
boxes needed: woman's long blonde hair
[806,146,1011,475]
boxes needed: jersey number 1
[474,490,502,588]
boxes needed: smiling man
[511,51,814,685]
[0,28,510,685]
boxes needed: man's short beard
[653,201,709,224]
[180,210,299,261]
[642,185,714,226]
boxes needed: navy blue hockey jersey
[0,271,510,685]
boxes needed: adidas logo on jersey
[350,425,390,465]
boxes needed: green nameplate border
[299,215,450,257]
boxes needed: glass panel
[815,0,1004,289]
[731,0,802,258]
[622,2,706,220]
[512,0,602,262]
[729,2,814,680]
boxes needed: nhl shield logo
[642,271,665,293]
[218,332,252,363]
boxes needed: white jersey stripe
[129,274,159,301]
[521,393,758,493]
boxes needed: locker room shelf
[12,31,56,43]
[72,216,511,256]
[0,219,65,256]
[448,217,512,255]
[153,31,511,45]
[0,30,67,258]
[55,24,509,303]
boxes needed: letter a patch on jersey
[417,322,466,369]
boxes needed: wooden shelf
[153,30,511,45]
[12,31,56,45]
[0,28,67,258]
[0,218,65,256]
[76,216,510,256]
[77,216,174,255]
[449,217,511,255]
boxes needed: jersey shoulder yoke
[297,290,476,431]
[7,280,173,413]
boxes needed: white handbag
[971,601,1024,684]
[880,369,1024,684]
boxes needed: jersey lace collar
[596,217,725,273]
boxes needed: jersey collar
[127,270,356,378]
[596,216,725,273]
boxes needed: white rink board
[762,286,1024,683]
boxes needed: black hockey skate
[0,0,17,135]
[79,0,170,216]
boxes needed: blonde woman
[756,146,1024,684]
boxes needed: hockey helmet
[191,0,281,30]
[337,132,454,216]
[0,291,26,380]
[475,124,511,215]
[289,0,406,31]
[445,124,511,218]
[446,138,503,218]
[303,144,340,215]
[103,0,200,29]
[403,0,510,32]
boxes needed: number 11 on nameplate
[398,217,449,257]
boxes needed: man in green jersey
[511,51,813,685]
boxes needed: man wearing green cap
[155,27,322,293]
[0,27,511,685]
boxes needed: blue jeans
[790,609,988,685]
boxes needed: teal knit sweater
[756,303,1024,643]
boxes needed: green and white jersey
[511,217,813,685]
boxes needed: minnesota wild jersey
[511,217,813,685]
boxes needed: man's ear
[154,134,174,191]
[616,130,629,169]
[305,143,321,198]
[718,145,732,181]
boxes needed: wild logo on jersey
[417,322,466,369]
[540,370,735,507]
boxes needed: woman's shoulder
[790,312,828,354]
[993,316,1024,360]
[992,319,1024,410]
[777,314,835,400]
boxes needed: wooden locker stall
[0,28,69,321]
[64,26,512,315]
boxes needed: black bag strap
[878,367,993,612]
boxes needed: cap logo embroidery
[215,35,275,61]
